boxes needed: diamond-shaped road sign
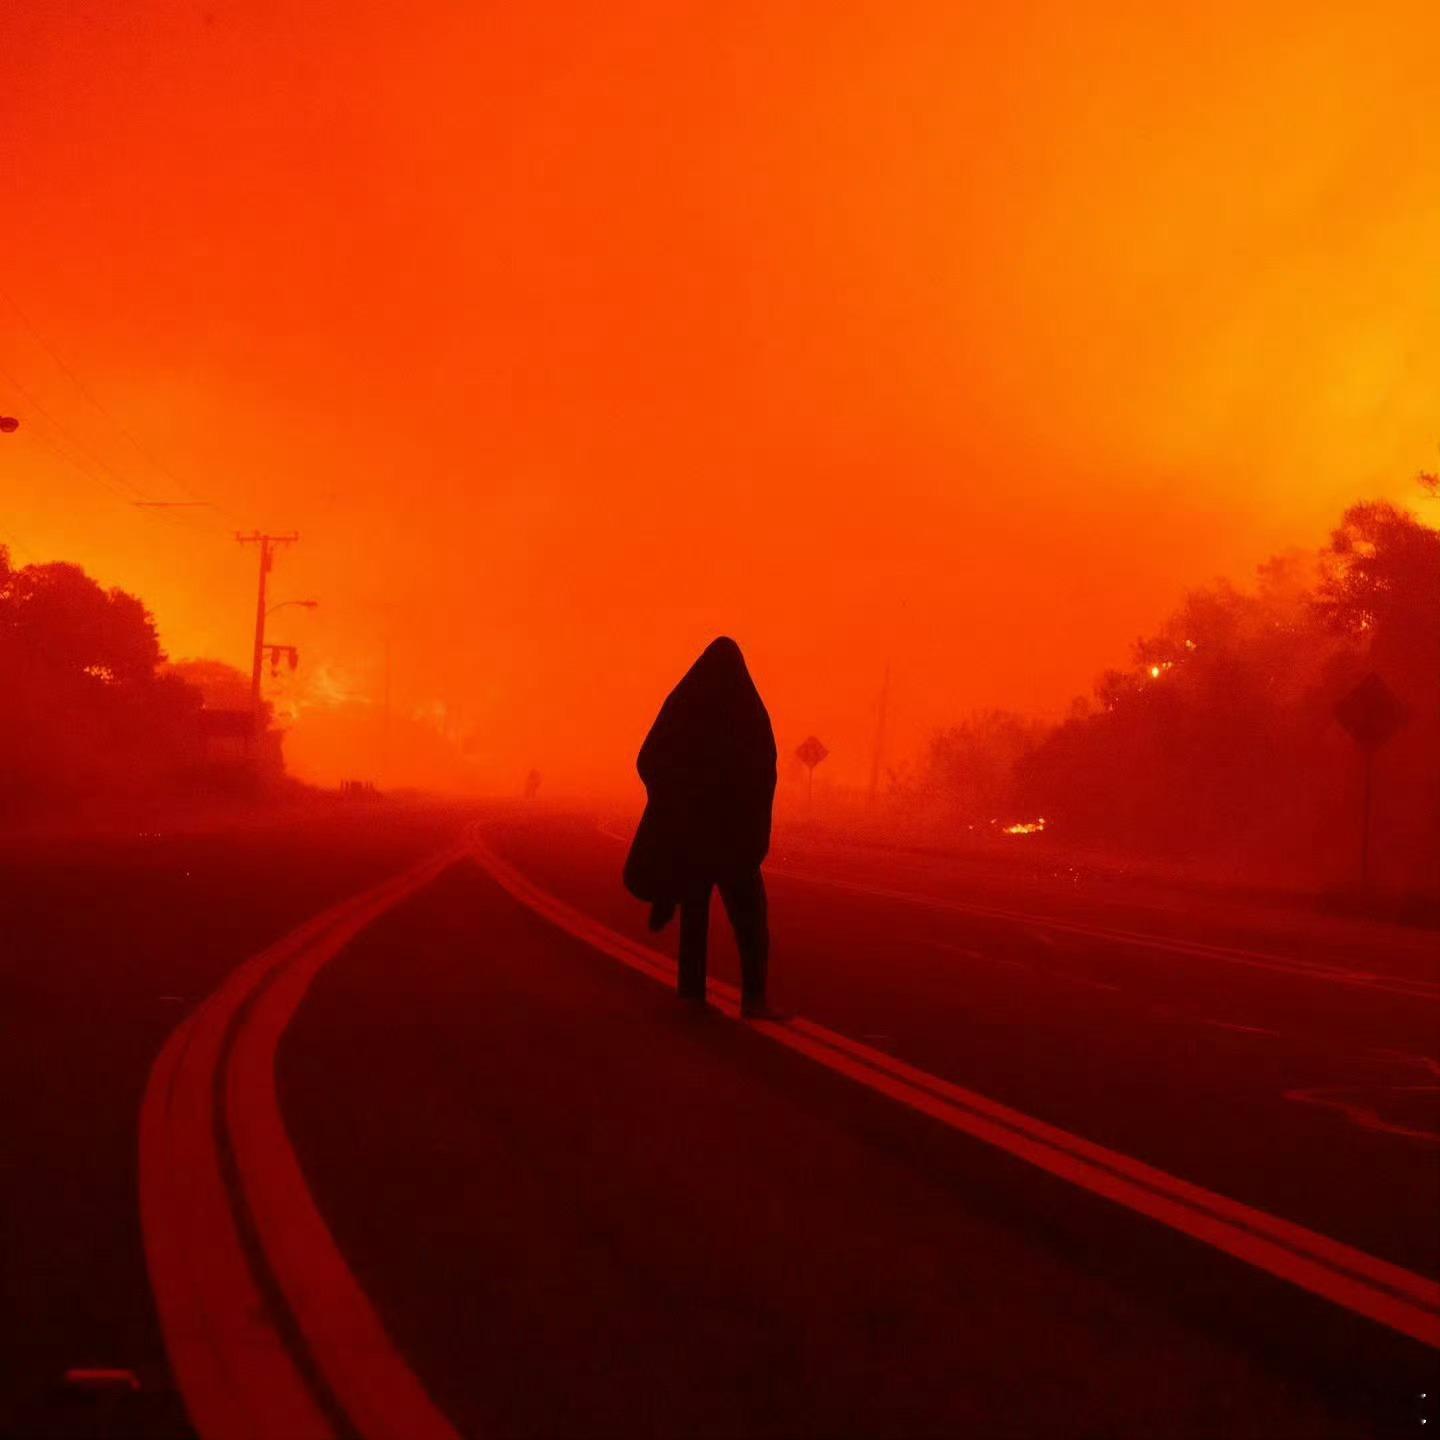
[1333,673,1408,751]
[795,736,829,770]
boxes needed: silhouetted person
[624,637,780,1018]
[523,767,542,800]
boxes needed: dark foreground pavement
[490,814,1440,1279]
[5,801,1435,1437]
[0,801,467,1440]
[280,849,1434,1438]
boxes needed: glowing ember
[1003,818,1047,836]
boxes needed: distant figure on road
[523,767,542,800]
[624,637,780,1019]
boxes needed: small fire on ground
[1002,818,1047,836]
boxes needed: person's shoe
[740,998,789,1022]
[648,900,676,932]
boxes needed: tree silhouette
[0,547,225,809]
[1005,501,1439,889]
[3,559,164,683]
[1315,502,1440,680]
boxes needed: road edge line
[140,848,466,1440]
[469,832,1440,1351]
[765,863,1440,1003]
[225,847,465,1440]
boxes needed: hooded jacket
[623,637,777,902]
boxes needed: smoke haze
[3,0,1436,793]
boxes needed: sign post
[795,736,829,807]
[1333,673,1408,887]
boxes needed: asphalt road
[4,801,1437,1437]
[285,809,1437,1437]
[0,801,467,1440]
[495,814,1440,1276]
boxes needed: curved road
[3,801,1436,1437]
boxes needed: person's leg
[677,885,711,1000]
[718,869,768,1008]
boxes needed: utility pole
[236,532,298,721]
[867,662,891,807]
[382,637,393,783]
[1359,748,1376,888]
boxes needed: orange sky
[2,1,1437,795]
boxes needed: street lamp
[266,598,319,618]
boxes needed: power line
[0,284,231,516]
[0,370,222,537]
[0,377,208,546]
[10,429,201,542]
[0,362,150,503]
[0,388,155,515]
[0,285,203,500]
